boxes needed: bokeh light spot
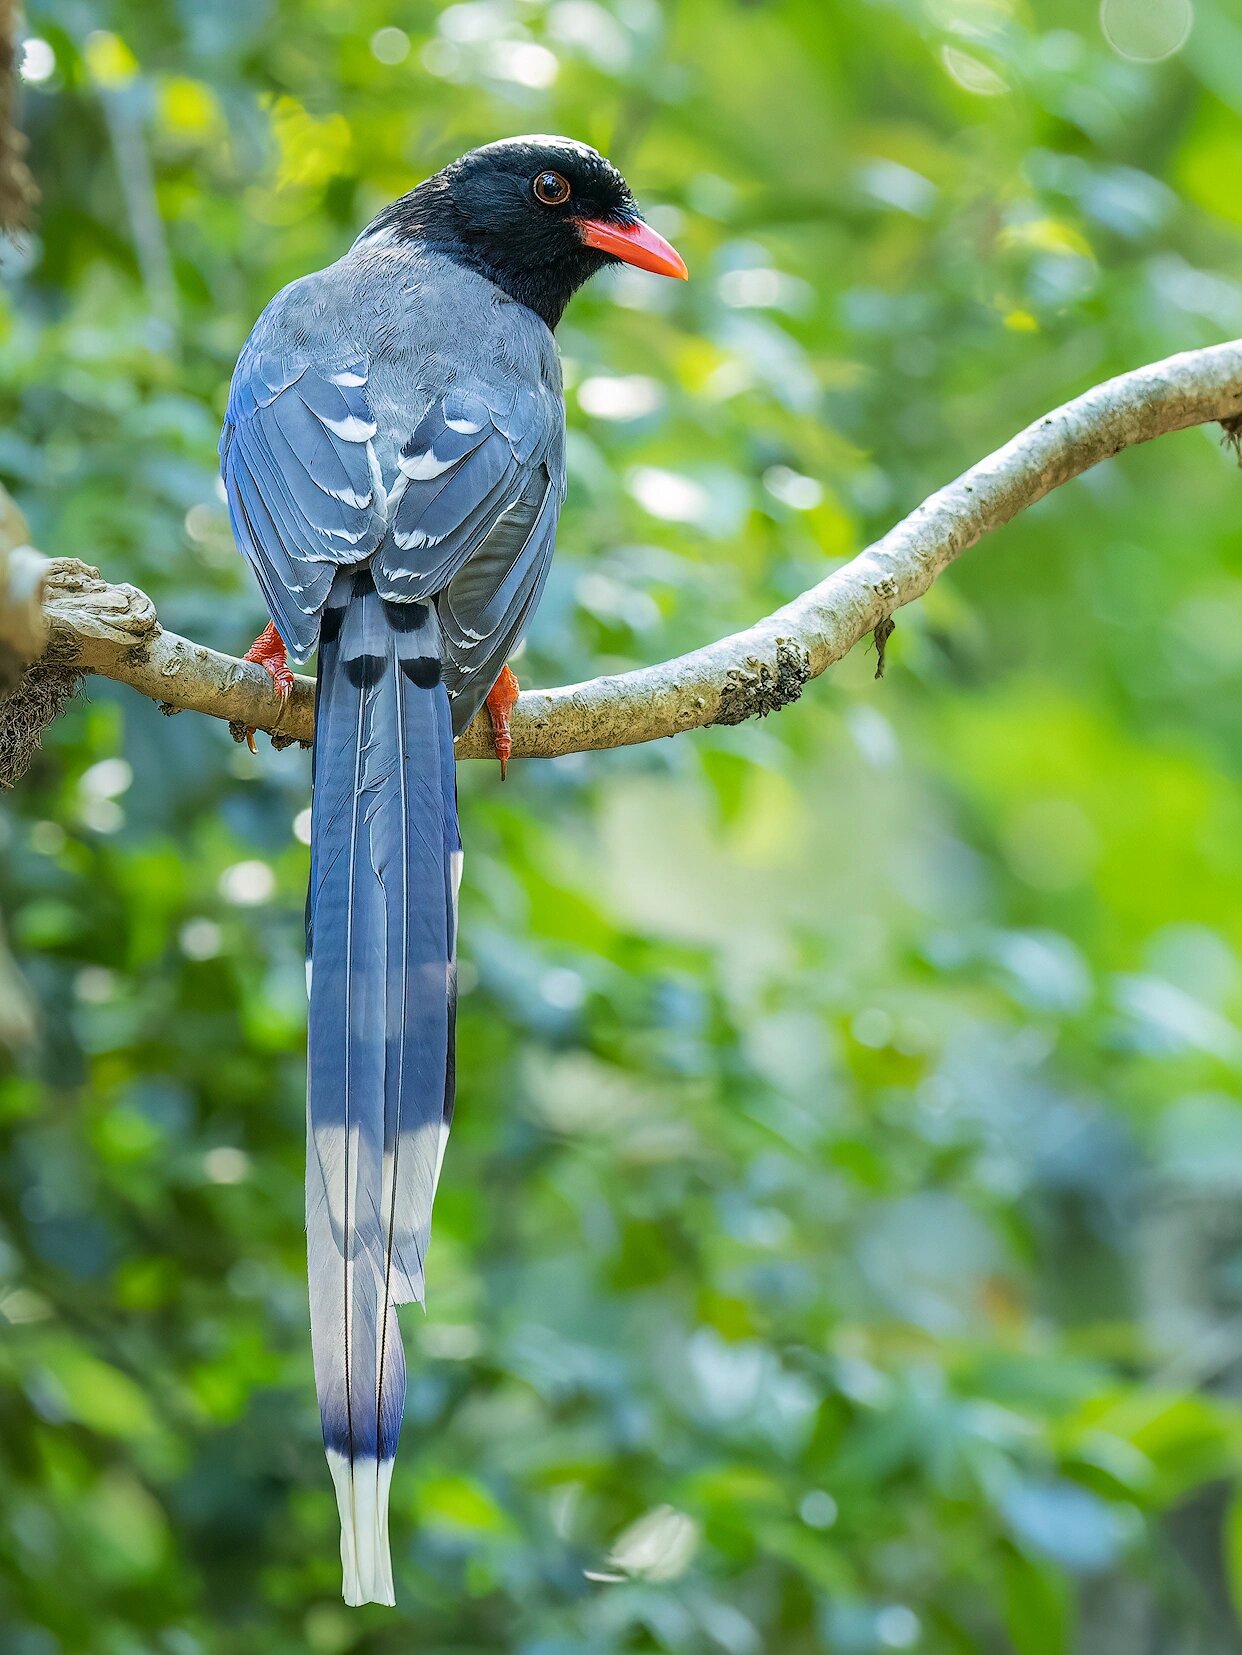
[370,27,410,65]
[578,375,663,421]
[1100,0,1193,61]
[799,1489,838,1529]
[940,46,1008,97]
[19,38,55,84]
[179,918,222,960]
[204,1147,251,1185]
[218,860,276,906]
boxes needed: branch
[0,483,44,1042]
[0,488,48,687]
[25,340,1242,762]
[0,4,36,235]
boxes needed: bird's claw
[242,621,293,750]
[485,664,520,780]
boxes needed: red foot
[485,664,520,780]
[242,621,293,752]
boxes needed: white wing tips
[327,1449,396,1607]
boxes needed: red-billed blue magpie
[219,137,686,1606]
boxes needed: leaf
[1002,1548,1072,1655]
[1223,1483,1242,1626]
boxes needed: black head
[359,135,686,330]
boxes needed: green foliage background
[3,0,1242,1649]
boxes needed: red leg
[241,621,294,752]
[485,663,520,780]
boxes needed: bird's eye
[533,170,571,206]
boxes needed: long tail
[306,565,460,1607]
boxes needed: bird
[218,136,687,1607]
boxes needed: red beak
[577,216,688,280]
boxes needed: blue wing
[370,382,564,729]
[438,463,560,731]
[221,349,564,703]
[219,349,387,660]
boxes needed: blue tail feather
[305,565,458,1606]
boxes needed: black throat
[360,178,609,331]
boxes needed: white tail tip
[326,1449,396,1607]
